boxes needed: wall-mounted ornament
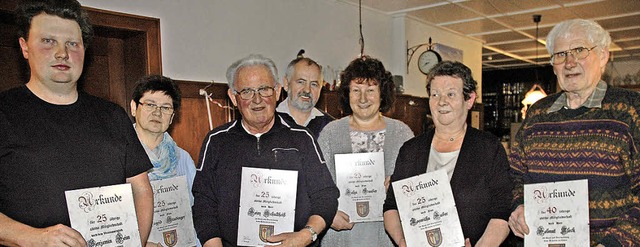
[418,49,442,75]
[407,37,442,74]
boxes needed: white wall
[77,0,483,98]
[78,0,391,85]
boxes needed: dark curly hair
[132,75,182,114]
[338,56,395,115]
[425,61,477,100]
[16,0,94,47]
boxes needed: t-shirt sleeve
[117,108,153,177]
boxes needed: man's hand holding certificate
[523,179,589,247]
[237,167,298,246]
[65,183,141,246]
[391,169,464,247]
[335,152,385,222]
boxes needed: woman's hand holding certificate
[334,152,386,223]
[391,170,464,247]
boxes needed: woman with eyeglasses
[508,19,640,247]
[317,56,414,247]
[130,74,202,247]
[131,75,194,189]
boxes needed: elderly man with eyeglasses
[192,54,339,247]
[508,19,640,247]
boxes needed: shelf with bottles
[499,82,525,129]
[482,92,498,133]
[482,65,557,142]
[482,82,527,141]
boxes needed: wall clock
[417,49,442,75]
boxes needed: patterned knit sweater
[510,86,640,247]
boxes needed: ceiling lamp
[522,84,547,106]
[521,15,547,119]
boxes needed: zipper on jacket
[274,149,278,163]
[256,136,261,156]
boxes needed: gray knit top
[317,116,414,247]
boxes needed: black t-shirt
[0,86,152,227]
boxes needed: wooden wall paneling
[316,88,344,119]
[0,7,27,92]
[172,98,213,165]
[317,90,430,136]
[170,81,235,165]
[383,95,429,136]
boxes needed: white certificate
[148,176,197,247]
[391,169,464,247]
[335,152,385,222]
[524,179,589,247]
[65,183,141,246]
[237,167,298,246]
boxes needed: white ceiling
[343,0,640,71]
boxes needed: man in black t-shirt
[0,0,153,246]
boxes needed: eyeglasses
[550,46,597,65]
[234,86,275,100]
[138,102,174,115]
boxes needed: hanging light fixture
[521,14,547,119]
[522,84,547,105]
[358,0,365,58]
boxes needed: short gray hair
[284,57,322,85]
[546,19,611,56]
[226,54,279,90]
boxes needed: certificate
[237,167,298,246]
[524,179,589,247]
[148,176,197,247]
[335,152,385,222]
[391,169,464,247]
[65,183,141,246]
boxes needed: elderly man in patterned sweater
[508,19,640,247]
